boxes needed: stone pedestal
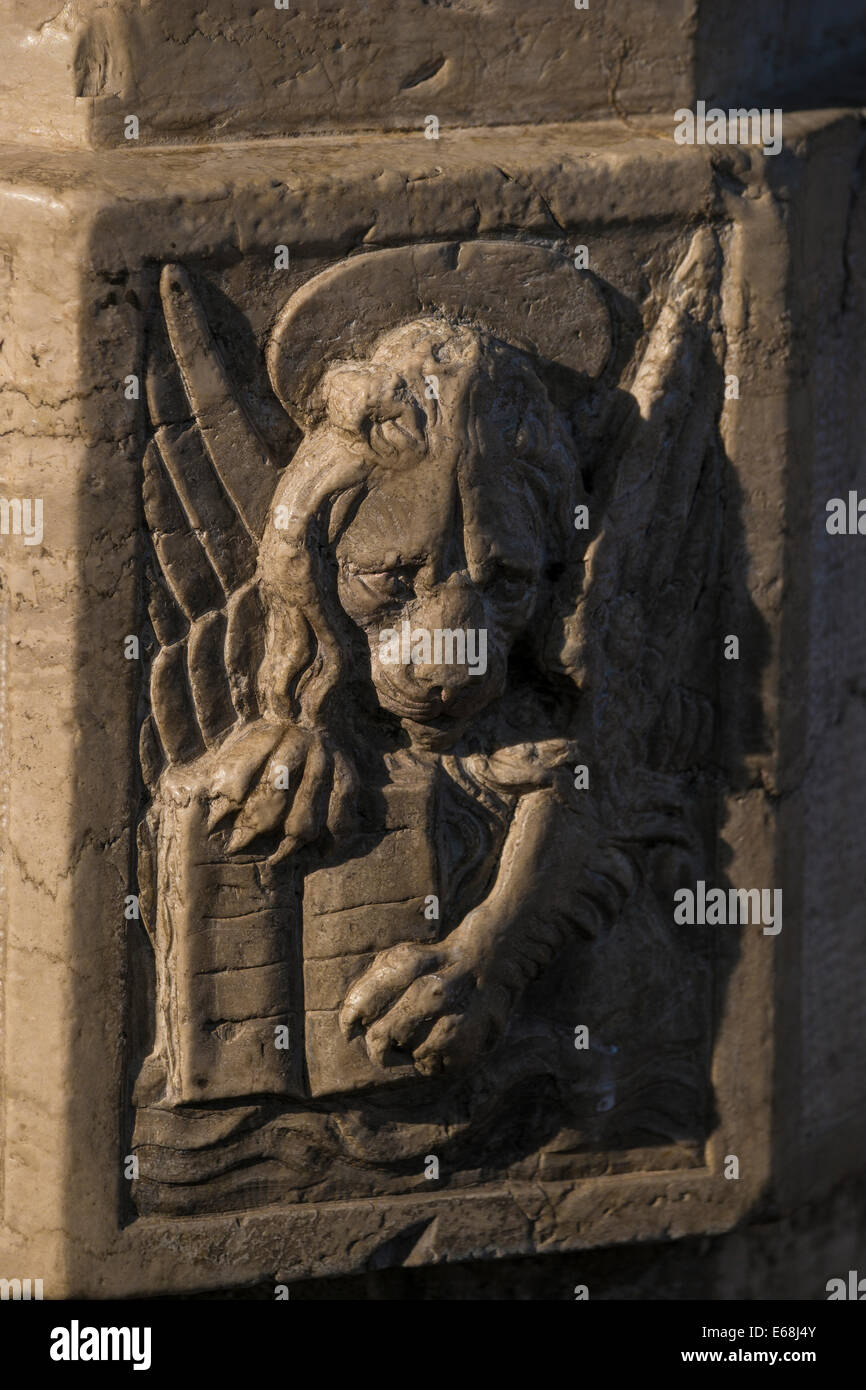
[0,4,863,1299]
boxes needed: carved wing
[563,227,724,850]
[139,264,282,788]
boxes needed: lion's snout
[371,583,507,724]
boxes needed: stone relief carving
[130,232,729,1213]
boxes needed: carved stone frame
[0,117,819,1294]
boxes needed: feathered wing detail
[554,227,725,894]
[140,264,276,789]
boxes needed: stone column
[0,2,863,1298]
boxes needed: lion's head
[256,314,586,752]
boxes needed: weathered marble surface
[0,4,863,1301]
[1,1,863,147]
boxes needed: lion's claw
[339,939,509,1077]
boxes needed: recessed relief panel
[129,233,743,1215]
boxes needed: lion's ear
[317,363,384,435]
[320,363,428,461]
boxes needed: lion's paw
[338,939,510,1077]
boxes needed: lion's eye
[358,568,417,603]
[381,569,417,599]
[490,564,533,603]
[515,412,544,457]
